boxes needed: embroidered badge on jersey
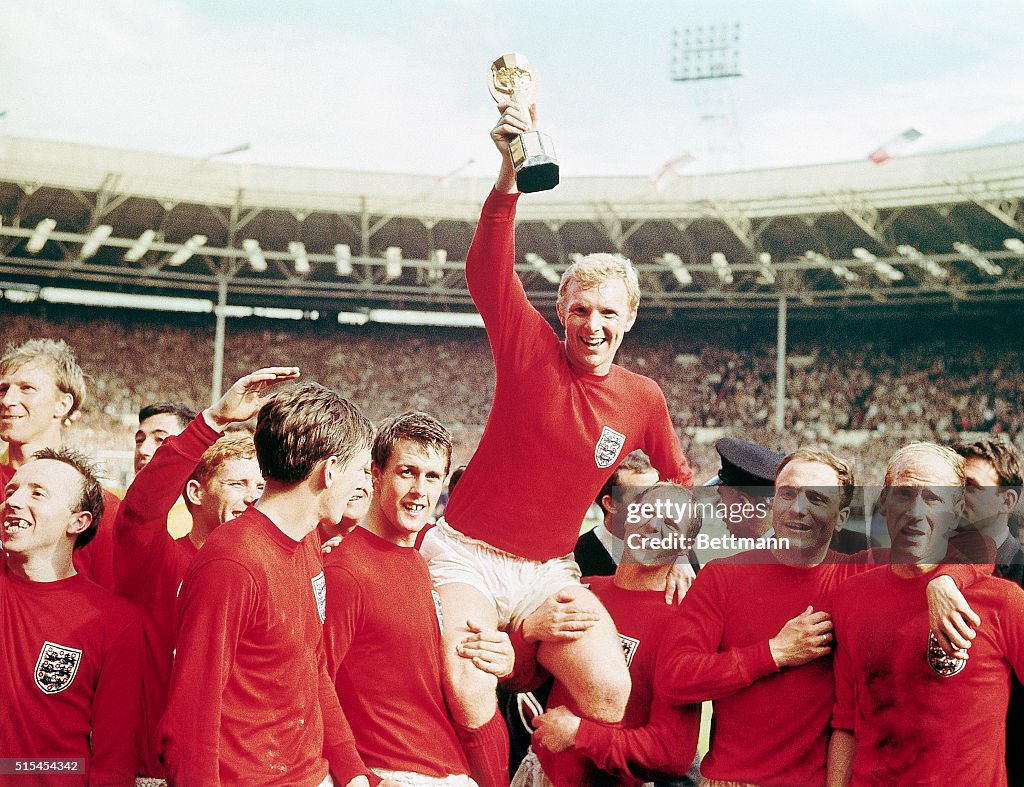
[595,426,626,469]
[35,641,83,694]
[619,633,640,668]
[311,572,327,624]
[926,632,966,677]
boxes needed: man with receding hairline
[828,443,1024,786]
[1,447,144,786]
[658,447,981,787]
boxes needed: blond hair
[191,434,258,487]
[0,338,86,418]
[556,253,640,317]
[884,443,965,487]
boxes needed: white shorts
[420,520,583,630]
[511,749,653,787]
[373,769,477,787]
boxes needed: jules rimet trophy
[488,53,559,193]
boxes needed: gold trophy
[488,53,559,193]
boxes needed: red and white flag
[651,152,695,191]
[436,158,475,186]
[868,128,922,164]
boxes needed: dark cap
[710,437,786,488]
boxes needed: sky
[1,0,1023,180]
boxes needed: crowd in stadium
[2,106,1023,787]
[4,306,1023,490]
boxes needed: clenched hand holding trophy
[488,53,559,193]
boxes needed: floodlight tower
[670,22,743,171]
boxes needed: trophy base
[511,131,559,193]
[516,160,560,193]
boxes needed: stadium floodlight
[39,287,211,313]
[853,247,904,282]
[26,218,57,253]
[368,309,485,328]
[80,224,113,259]
[252,306,307,320]
[953,241,1002,276]
[2,281,40,304]
[756,251,775,284]
[215,304,255,318]
[242,239,267,272]
[807,250,859,282]
[710,251,734,285]
[525,252,561,285]
[384,246,403,279]
[337,310,370,325]
[124,229,157,262]
[896,244,947,279]
[1004,238,1024,255]
[334,244,353,276]
[288,241,310,274]
[872,262,904,282]
[660,253,693,286]
[427,249,447,282]
[5,289,39,304]
[167,234,207,266]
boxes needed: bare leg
[437,581,502,727]
[535,585,631,723]
[436,582,510,786]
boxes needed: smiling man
[0,448,144,786]
[324,412,512,786]
[419,101,694,787]
[829,443,1024,786]
[657,448,980,787]
[0,338,122,589]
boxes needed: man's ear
[601,493,617,514]
[66,510,92,539]
[1001,488,1020,513]
[834,507,851,533]
[185,479,203,507]
[624,309,638,333]
[54,391,74,421]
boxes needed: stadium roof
[1,135,1022,319]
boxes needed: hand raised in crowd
[203,367,301,432]
[927,574,981,658]
[457,619,515,678]
[769,605,833,668]
[522,588,600,643]
[532,705,581,754]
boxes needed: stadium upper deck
[1,135,1022,317]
